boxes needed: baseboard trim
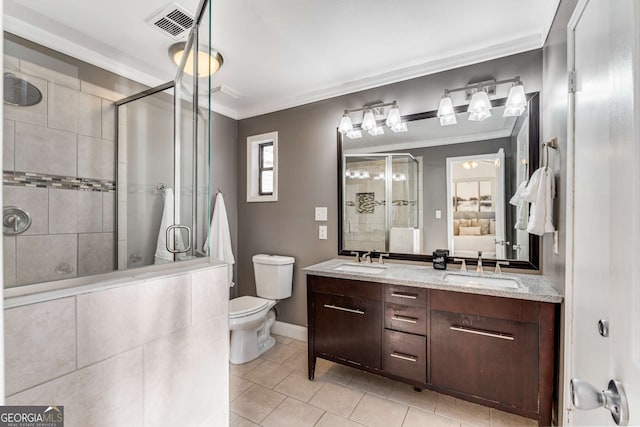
[272,321,307,342]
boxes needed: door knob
[570,378,629,426]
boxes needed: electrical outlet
[435,209,442,219]
[319,225,328,240]
[315,207,328,221]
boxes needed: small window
[247,131,278,202]
[258,142,274,196]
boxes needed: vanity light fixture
[168,42,224,77]
[338,101,405,136]
[462,160,478,170]
[437,92,457,126]
[467,89,492,121]
[436,76,526,126]
[504,78,527,117]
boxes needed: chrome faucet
[476,251,483,273]
[378,253,390,264]
[349,251,360,263]
[362,252,372,263]
[495,261,509,275]
[453,258,467,272]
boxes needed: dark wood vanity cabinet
[308,275,382,370]
[307,274,557,427]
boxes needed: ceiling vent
[146,3,194,40]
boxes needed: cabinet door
[313,292,381,369]
[430,310,539,411]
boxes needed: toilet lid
[229,296,270,318]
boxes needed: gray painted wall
[237,50,543,326]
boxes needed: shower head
[3,72,43,107]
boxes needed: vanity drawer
[311,275,382,301]
[384,303,427,335]
[383,330,426,383]
[430,289,538,323]
[384,285,427,307]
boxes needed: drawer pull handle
[449,325,514,341]
[390,352,418,362]
[323,304,365,315]
[391,292,418,300]
[391,315,418,324]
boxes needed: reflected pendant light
[361,108,377,131]
[339,111,354,133]
[437,94,457,126]
[385,102,401,128]
[504,83,527,117]
[467,90,492,121]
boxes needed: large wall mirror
[338,93,540,269]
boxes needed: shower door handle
[166,225,192,254]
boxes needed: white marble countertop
[303,258,563,303]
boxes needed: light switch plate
[319,225,327,240]
[435,209,442,219]
[315,207,328,221]
[553,230,559,254]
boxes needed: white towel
[204,192,235,286]
[155,189,177,264]
[509,180,529,230]
[522,167,555,236]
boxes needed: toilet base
[229,309,277,365]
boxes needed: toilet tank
[253,254,295,299]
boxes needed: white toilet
[229,254,295,365]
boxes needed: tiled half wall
[5,264,230,427]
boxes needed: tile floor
[229,335,538,427]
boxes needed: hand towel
[204,192,235,286]
[155,188,180,264]
[509,180,529,230]
[522,167,555,236]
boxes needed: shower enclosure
[342,153,420,253]
[2,0,214,290]
[115,5,212,269]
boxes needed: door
[566,0,640,425]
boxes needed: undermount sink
[333,263,388,275]
[443,273,522,289]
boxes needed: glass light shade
[437,95,457,126]
[385,104,401,128]
[339,112,354,133]
[503,84,527,117]
[346,130,362,139]
[391,122,408,133]
[439,114,457,126]
[368,126,384,136]
[467,90,492,122]
[169,43,223,77]
[361,109,377,131]
[468,109,492,121]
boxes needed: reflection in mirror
[339,93,539,269]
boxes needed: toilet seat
[229,296,271,319]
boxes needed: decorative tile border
[346,199,417,208]
[3,171,116,192]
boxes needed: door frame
[562,1,596,425]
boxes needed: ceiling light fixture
[168,42,224,77]
[338,101,405,136]
[436,76,526,126]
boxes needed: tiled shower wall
[3,54,119,287]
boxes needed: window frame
[258,141,274,196]
[247,131,278,202]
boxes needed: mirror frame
[337,92,540,270]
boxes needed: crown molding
[235,34,542,120]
